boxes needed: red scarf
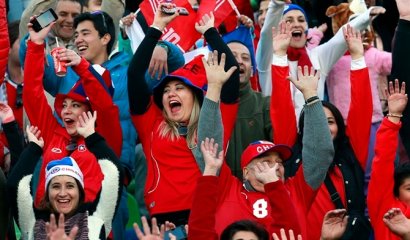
[287,47,313,69]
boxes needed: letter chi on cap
[240,140,293,169]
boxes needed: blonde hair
[158,94,201,149]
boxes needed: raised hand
[76,111,97,138]
[195,12,215,34]
[57,48,81,67]
[27,15,55,45]
[203,50,237,88]
[0,102,15,123]
[152,2,179,31]
[317,23,328,33]
[386,79,408,122]
[120,12,136,28]
[369,6,386,18]
[237,14,254,28]
[396,0,410,20]
[272,20,292,56]
[273,229,302,240]
[288,65,320,100]
[320,209,348,240]
[343,24,363,60]
[26,125,44,148]
[133,216,164,240]
[201,137,224,176]
[148,45,169,80]
[383,208,410,238]
[254,162,280,184]
[45,213,78,240]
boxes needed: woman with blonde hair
[127,3,239,225]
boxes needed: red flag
[139,0,200,52]
[139,0,235,52]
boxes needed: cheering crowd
[1,0,410,239]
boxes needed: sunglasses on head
[90,10,108,35]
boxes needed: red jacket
[0,0,8,81]
[271,63,372,240]
[216,163,301,236]
[23,41,121,206]
[306,66,372,240]
[131,100,237,215]
[188,162,315,238]
[368,118,409,240]
[0,79,24,148]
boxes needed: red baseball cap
[241,141,293,169]
[54,65,114,118]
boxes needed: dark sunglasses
[66,138,78,154]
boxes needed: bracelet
[305,96,319,104]
[387,113,403,118]
[156,41,170,54]
[150,24,163,32]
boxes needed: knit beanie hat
[45,157,84,190]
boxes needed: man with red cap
[188,66,335,239]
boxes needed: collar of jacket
[239,81,253,100]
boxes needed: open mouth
[77,45,88,54]
[64,118,75,126]
[169,100,182,113]
[291,30,303,38]
[61,25,73,31]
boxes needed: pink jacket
[327,47,391,123]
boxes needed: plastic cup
[51,47,67,77]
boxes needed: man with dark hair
[74,11,116,58]
[19,0,125,50]
[224,29,272,180]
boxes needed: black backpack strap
[324,174,345,209]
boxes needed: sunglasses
[91,10,108,35]
[16,84,23,108]
[66,138,78,154]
